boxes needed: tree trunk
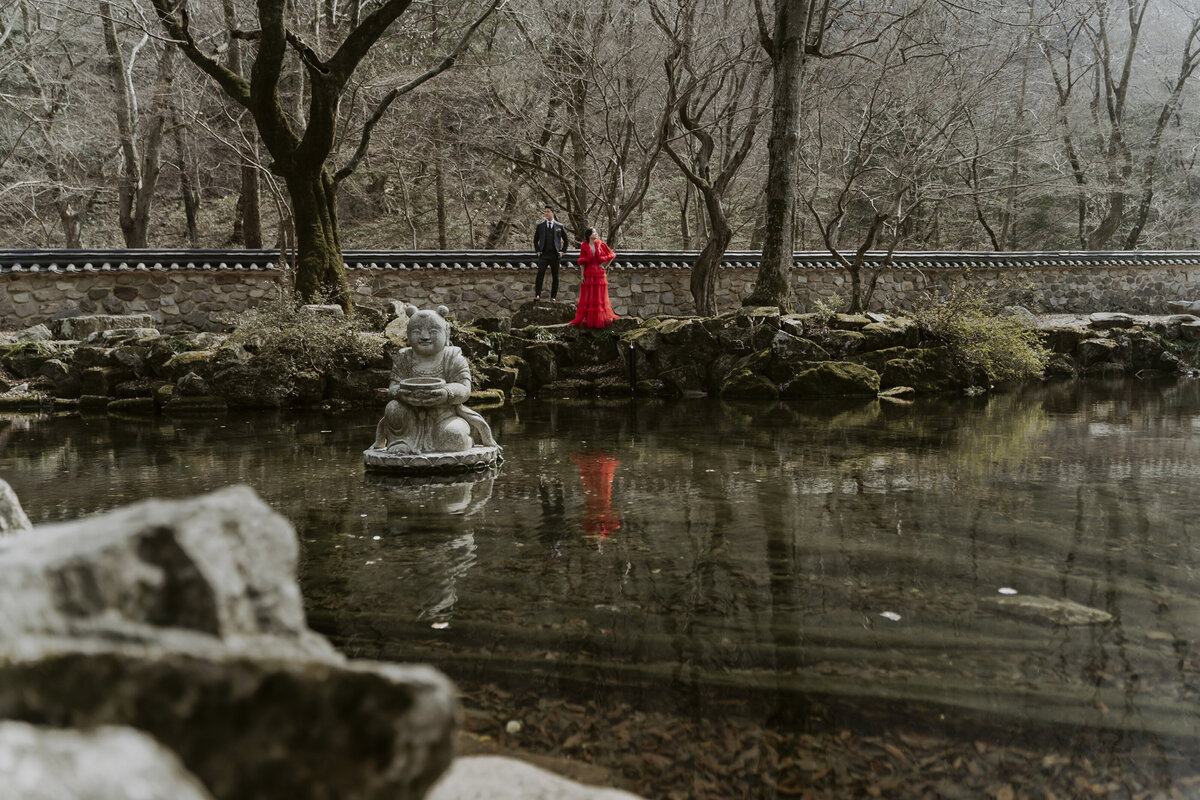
[58,203,84,248]
[484,183,521,248]
[435,155,448,248]
[744,0,809,310]
[287,169,350,306]
[237,162,264,248]
[173,121,200,246]
[101,3,175,247]
[690,191,732,316]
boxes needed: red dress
[569,240,619,328]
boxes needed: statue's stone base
[363,445,502,473]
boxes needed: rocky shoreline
[0,303,1196,416]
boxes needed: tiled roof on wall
[1,249,1198,274]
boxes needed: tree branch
[333,0,500,185]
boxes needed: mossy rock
[850,346,912,374]
[72,345,113,370]
[716,322,776,354]
[0,394,52,411]
[154,383,175,409]
[538,379,593,398]
[499,355,530,391]
[208,364,286,408]
[1077,338,1122,367]
[326,369,390,406]
[162,395,228,414]
[113,378,161,399]
[769,331,829,364]
[860,319,920,350]
[477,363,519,396]
[1040,327,1087,354]
[563,329,620,364]
[780,361,880,398]
[828,313,872,330]
[161,350,218,381]
[812,329,867,358]
[719,368,780,400]
[2,341,57,378]
[468,389,506,408]
[293,370,326,405]
[1128,330,1175,371]
[520,343,559,387]
[878,347,961,393]
[657,363,709,395]
[596,381,632,396]
[1083,361,1128,378]
[78,395,112,410]
[471,317,511,335]
[80,366,132,397]
[1043,354,1078,379]
[107,397,156,416]
[633,379,675,397]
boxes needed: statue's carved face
[409,317,447,357]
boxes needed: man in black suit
[533,205,568,301]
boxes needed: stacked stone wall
[3,261,1198,330]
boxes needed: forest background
[2,0,1198,276]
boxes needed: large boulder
[878,347,962,393]
[54,314,157,341]
[718,370,779,399]
[512,300,575,328]
[2,342,58,378]
[11,324,53,343]
[0,722,215,800]
[1077,337,1122,368]
[779,361,880,398]
[859,318,920,350]
[0,479,31,535]
[1087,312,1135,330]
[0,486,458,800]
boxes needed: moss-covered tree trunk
[287,168,350,305]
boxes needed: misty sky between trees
[2,0,1198,256]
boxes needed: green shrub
[224,286,383,399]
[909,282,1049,385]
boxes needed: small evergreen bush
[909,281,1049,385]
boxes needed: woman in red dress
[569,227,619,328]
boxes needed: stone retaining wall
[3,261,1197,331]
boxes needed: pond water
[4,380,1200,797]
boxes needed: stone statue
[365,306,501,472]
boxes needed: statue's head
[406,305,450,357]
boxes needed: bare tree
[1042,0,1200,249]
[148,0,498,305]
[100,1,177,247]
[651,0,768,315]
[742,0,819,310]
[0,2,106,246]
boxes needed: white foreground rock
[0,722,214,800]
[428,756,647,800]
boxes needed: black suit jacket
[534,220,568,255]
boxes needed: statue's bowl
[397,377,446,390]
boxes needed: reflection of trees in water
[6,385,1200,738]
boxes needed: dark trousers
[535,252,561,299]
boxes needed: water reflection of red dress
[569,240,619,329]
[572,451,621,538]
